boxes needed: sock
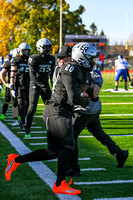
[15,149,49,164]
[56,148,73,186]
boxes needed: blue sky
[66,0,133,45]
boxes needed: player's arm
[0,68,7,86]
[62,73,89,108]
[10,65,17,86]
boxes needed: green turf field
[0,72,133,200]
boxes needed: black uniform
[14,61,89,187]
[26,53,55,133]
[43,61,89,185]
[1,61,18,114]
[11,56,30,125]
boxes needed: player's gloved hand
[6,83,11,88]
[11,90,16,98]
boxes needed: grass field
[0,72,133,200]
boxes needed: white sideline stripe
[100,114,133,116]
[0,121,81,200]
[81,168,106,171]
[79,134,133,138]
[48,158,90,162]
[17,131,47,134]
[30,143,47,146]
[74,180,133,185]
[24,136,46,139]
[94,198,133,200]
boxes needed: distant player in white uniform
[114,55,127,91]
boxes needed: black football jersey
[28,53,55,88]
[2,61,11,83]
[11,56,30,89]
[51,61,89,109]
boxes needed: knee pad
[63,145,76,152]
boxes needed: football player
[0,49,20,125]
[114,55,128,91]
[10,43,31,130]
[66,48,129,176]
[25,38,55,137]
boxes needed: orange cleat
[53,179,81,195]
[5,154,20,181]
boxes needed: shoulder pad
[28,54,39,65]
[61,62,83,80]
[3,61,11,69]
[10,56,20,66]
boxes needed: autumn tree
[0,0,88,56]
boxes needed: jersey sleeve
[61,67,89,108]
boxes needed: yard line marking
[8,122,36,125]
[81,168,106,171]
[5,119,14,122]
[79,134,133,138]
[24,136,46,139]
[11,126,42,129]
[30,143,47,145]
[0,121,81,200]
[74,180,133,185]
[100,114,133,116]
[100,95,133,97]
[48,158,90,162]
[17,131,47,134]
[94,198,133,200]
[102,103,133,105]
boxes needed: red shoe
[5,154,20,181]
[53,179,81,195]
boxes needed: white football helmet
[19,42,31,58]
[118,55,123,59]
[12,48,20,57]
[36,38,52,54]
[72,42,98,69]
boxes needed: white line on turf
[94,198,133,200]
[30,143,47,145]
[74,180,133,185]
[100,114,133,116]
[81,168,106,171]
[79,134,133,138]
[11,126,42,129]
[24,136,46,139]
[17,131,47,134]
[0,121,80,200]
[47,158,90,162]
[102,103,133,105]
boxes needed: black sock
[2,103,8,115]
[56,148,73,186]
[15,149,49,164]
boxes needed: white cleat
[11,120,20,126]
